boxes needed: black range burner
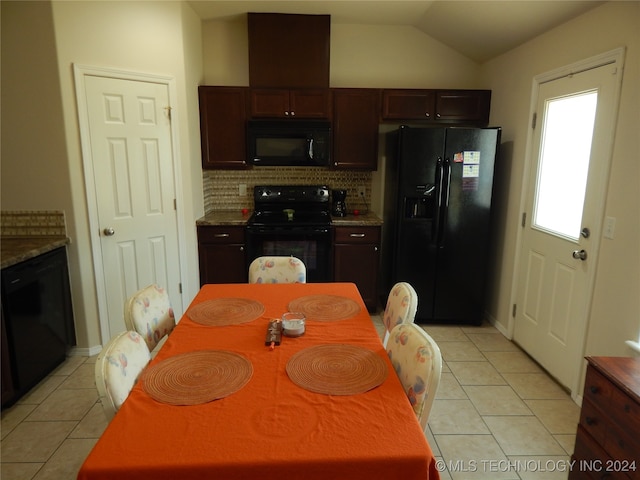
[249,185,330,227]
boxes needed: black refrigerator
[383,126,501,325]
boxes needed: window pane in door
[533,90,598,240]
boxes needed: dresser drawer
[604,426,640,480]
[333,226,381,244]
[579,398,607,445]
[583,365,614,409]
[198,226,245,244]
[609,387,640,437]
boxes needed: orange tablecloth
[78,283,440,480]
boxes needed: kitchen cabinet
[332,88,380,170]
[197,226,247,284]
[198,86,249,170]
[435,90,491,124]
[250,89,330,119]
[569,356,640,480]
[248,13,330,88]
[381,89,491,125]
[382,89,436,120]
[333,226,381,311]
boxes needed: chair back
[124,284,175,351]
[386,323,442,432]
[95,331,151,421]
[248,256,306,284]
[382,282,418,347]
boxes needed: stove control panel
[254,186,329,203]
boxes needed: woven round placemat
[286,344,388,395]
[287,295,361,322]
[141,350,253,405]
[187,298,265,326]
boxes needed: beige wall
[201,19,480,87]
[481,1,640,363]
[1,1,204,351]
[51,0,204,350]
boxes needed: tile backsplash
[1,210,67,236]
[203,168,372,214]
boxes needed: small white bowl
[282,312,306,337]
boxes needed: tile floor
[1,316,580,480]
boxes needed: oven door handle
[246,226,329,235]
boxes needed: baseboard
[68,345,102,357]
[484,310,510,338]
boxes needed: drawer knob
[590,385,599,394]
[585,416,596,426]
[624,404,631,413]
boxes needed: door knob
[103,227,115,236]
[572,249,587,260]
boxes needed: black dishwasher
[1,247,75,406]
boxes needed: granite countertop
[196,211,252,226]
[1,236,70,269]
[330,212,383,226]
[196,211,383,227]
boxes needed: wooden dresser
[570,356,640,480]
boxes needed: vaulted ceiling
[187,0,606,63]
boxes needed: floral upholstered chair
[386,323,442,432]
[248,256,306,284]
[124,284,176,352]
[382,282,418,347]
[94,330,151,421]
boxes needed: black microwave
[247,120,331,167]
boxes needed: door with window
[513,51,624,391]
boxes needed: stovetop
[249,185,330,227]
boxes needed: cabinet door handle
[349,233,365,238]
[214,233,230,238]
[240,246,244,251]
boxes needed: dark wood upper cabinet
[382,89,436,120]
[198,86,249,170]
[332,88,380,171]
[434,90,491,124]
[248,13,330,88]
[250,88,330,118]
[381,89,491,125]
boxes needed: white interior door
[83,74,183,340]
[513,52,623,392]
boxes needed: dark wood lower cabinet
[197,226,247,285]
[569,357,640,480]
[332,226,381,311]
[198,224,382,311]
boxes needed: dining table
[78,282,441,480]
